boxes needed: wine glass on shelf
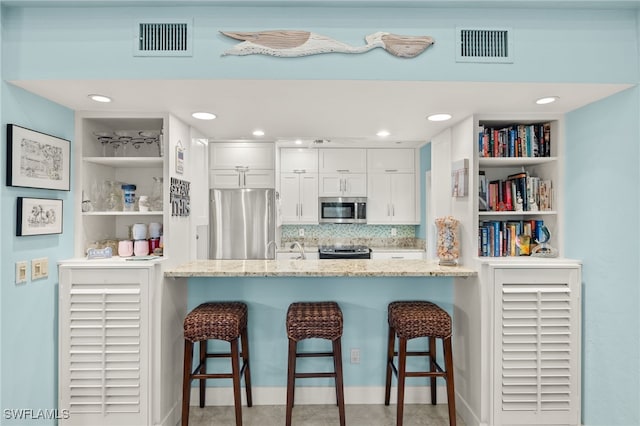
[115,131,136,157]
[94,132,113,157]
[140,130,161,157]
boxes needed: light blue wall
[0,83,75,423]
[565,87,640,426]
[1,6,638,82]
[188,276,453,387]
[0,4,639,426]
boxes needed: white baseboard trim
[190,385,449,406]
[454,393,484,426]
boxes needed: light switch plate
[32,257,49,280]
[15,261,28,284]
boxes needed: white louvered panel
[493,266,580,426]
[59,266,150,426]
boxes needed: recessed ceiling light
[427,113,452,122]
[376,130,391,137]
[253,129,265,137]
[192,112,216,120]
[295,139,302,145]
[88,94,112,103]
[536,96,559,105]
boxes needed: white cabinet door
[280,174,301,223]
[367,148,415,173]
[279,173,318,224]
[371,251,424,260]
[366,173,392,223]
[299,174,319,223]
[319,149,367,173]
[492,265,581,426]
[209,142,274,170]
[389,173,416,223]
[244,170,275,188]
[210,169,274,188]
[59,266,151,426]
[281,148,318,173]
[319,173,366,197]
[367,173,416,223]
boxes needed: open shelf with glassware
[76,114,166,257]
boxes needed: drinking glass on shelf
[94,132,113,156]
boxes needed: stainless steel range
[318,245,371,259]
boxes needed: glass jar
[150,176,163,211]
[435,216,460,266]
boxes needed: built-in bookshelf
[476,119,560,257]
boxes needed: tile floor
[188,404,464,426]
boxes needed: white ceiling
[10,79,632,146]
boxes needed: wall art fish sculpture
[220,30,434,58]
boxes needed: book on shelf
[478,219,544,257]
[478,171,488,211]
[478,122,551,158]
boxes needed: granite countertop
[164,259,476,278]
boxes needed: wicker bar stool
[181,302,252,426]
[285,301,345,426]
[384,301,456,426]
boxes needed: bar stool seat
[286,301,345,426]
[385,300,456,426]
[182,302,252,426]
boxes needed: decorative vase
[435,216,460,266]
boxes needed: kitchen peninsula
[164,258,477,277]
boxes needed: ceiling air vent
[456,27,512,63]
[134,20,193,57]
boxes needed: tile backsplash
[281,224,424,249]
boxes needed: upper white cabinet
[366,149,417,224]
[319,148,366,173]
[209,142,275,188]
[279,149,319,224]
[280,147,318,173]
[318,148,367,196]
[367,148,415,173]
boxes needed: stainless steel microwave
[319,197,367,224]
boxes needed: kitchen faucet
[290,242,306,260]
[266,240,278,258]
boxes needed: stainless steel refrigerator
[209,188,276,259]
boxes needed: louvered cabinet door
[492,266,581,426]
[59,267,150,426]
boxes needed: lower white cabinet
[58,260,186,426]
[371,250,424,260]
[455,261,582,426]
[491,264,581,426]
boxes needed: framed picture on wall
[7,124,71,191]
[16,197,63,236]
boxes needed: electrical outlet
[32,257,49,280]
[350,348,360,364]
[391,228,397,237]
[15,261,28,284]
[298,228,305,237]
